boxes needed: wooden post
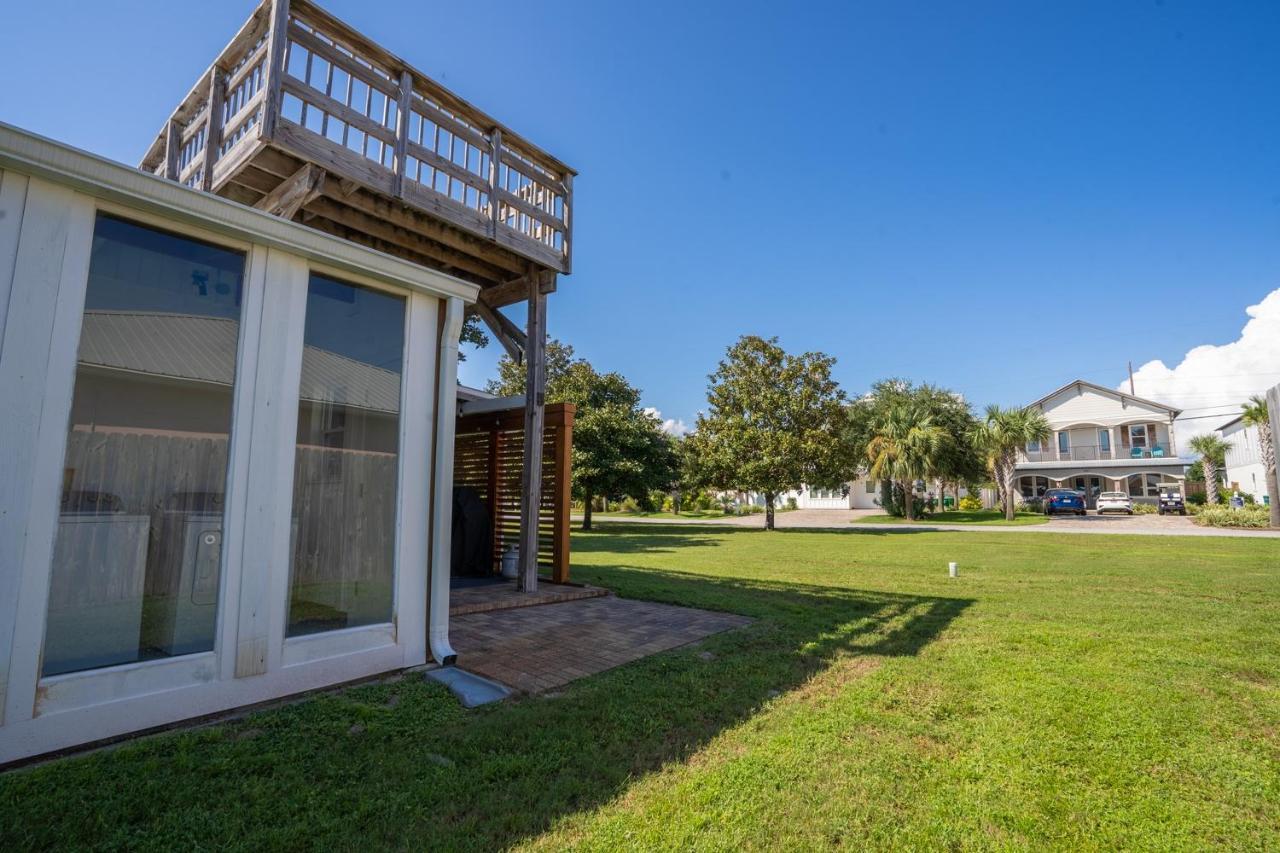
[561,171,573,273]
[164,119,182,180]
[552,405,574,583]
[201,67,227,191]
[392,70,412,198]
[487,127,503,238]
[259,0,292,142]
[517,274,548,591]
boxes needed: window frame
[283,268,411,642]
[40,210,251,680]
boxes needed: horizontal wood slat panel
[454,404,574,581]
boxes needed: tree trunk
[1258,422,1279,527]
[880,479,893,514]
[1002,453,1018,521]
[1205,461,1220,505]
[764,492,776,530]
[901,481,915,520]
[582,493,593,531]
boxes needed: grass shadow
[0,564,971,851]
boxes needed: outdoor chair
[1130,447,1145,459]
[1151,446,1165,458]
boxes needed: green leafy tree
[487,340,676,530]
[972,405,1052,521]
[1241,395,1278,527]
[1188,434,1232,506]
[457,315,488,361]
[685,336,850,530]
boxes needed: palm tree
[972,405,1052,521]
[866,403,944,521]
[1188,434,1232,505]
[1241,395,1278,526]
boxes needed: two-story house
[1217,415,1270,503]
[1015,380,1187,507]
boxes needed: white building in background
[736,476,969,511]
[1014,380,1187,507]
[1217,415,1271,503]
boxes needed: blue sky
[4,0,1278,431]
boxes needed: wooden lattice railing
[140,0,573,274]
[453,403,574,583]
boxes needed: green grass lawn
[859,509,1051,526]
[3,526,1278,849]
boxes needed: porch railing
[1021,442,1178,463]
[140,0,573,274]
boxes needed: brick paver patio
[451,596,752,694]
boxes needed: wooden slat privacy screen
[454,403,574,583]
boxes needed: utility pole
[1127,361,1135,396]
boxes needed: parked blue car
[1044,488,1087,516]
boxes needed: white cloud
[644,407,691,437]
[1121,288,1280,438]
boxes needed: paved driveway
[581,508,1280,538]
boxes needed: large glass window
[287,274,405,636]
[43,215,244,677]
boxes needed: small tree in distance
[685,336,850,530]
[1188,434,1232,506]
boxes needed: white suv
[1096,491,1133,515]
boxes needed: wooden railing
[140,0,573,274]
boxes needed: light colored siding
[1038,384,1173,428]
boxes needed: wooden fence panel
[453,403,574,582]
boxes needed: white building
[1015,380,1187,506]
[0,125,474,763]
[1217,415,1271,503]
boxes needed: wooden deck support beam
[470,299,526,364]
[254,163,326,219]
[517,273,550,592]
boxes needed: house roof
[1216,414,1245,432]
[79,311,401,414]
[1026,379,1182,418]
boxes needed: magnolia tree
[685,336,850,530]
[489,340,676,529]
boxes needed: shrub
[617,496,641,513]
[1193,504,1272,529]
[1187,492,1207,506]
[786,497,798,510]
[1131,502,1158,514]
[1022,497,1043,513]
[958,494,983,511]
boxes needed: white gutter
[428,296,464,665]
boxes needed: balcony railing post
[487,127,502,239]
[561,171,573,273]
[164,119,181,181]
[392,70,412,199]
[259,0,292,142]
[201,66,227,191]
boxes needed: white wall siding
[1038,384,1174,428]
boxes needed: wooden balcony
[138,0,574,303]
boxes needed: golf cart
[1157,484,1187,516]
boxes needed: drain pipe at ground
[428,296,463,666]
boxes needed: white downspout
[428,295,464,665]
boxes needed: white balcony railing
[1021,442,1177,464]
